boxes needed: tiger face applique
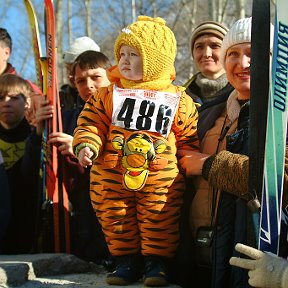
[110,132,167,191]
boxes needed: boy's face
[0,43,10,75]
[74,66,110,102]
[118,45,143,81]
[0,93,28,129]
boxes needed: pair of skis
[250,0,288,255]
[24,0,70,253]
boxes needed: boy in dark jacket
[0,74,43,254]
[36,51,112,264]
[0,27,43,126]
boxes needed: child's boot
[106,254,143,285]
[143,255,169,287]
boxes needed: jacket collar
[226,90,241,123]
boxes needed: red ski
[44,0,70,253]
[24,0,70,253]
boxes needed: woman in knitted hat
[72,16,199,286]
[180,20,234,287]
[179,17,288,287]
[185,21,233,140]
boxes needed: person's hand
[230,243,288,288]
[25,92,44,127]
[34,99,54,135]
[78,147,94,168]
[178,150,209,176]
[48,132,74,156]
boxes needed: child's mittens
[229,243,288,288]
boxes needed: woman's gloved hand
[229,243,288,288]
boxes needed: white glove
[229,243,288,288]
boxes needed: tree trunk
[55,0,64,85]
[131,0,136,22]
[68,1,72,46]
[236,0,246,19]
[84,0,91,37]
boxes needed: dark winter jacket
[0,118,41,254]
[185,73,234,140]
[60,84,83,113]
[61,96,110,262]
[211,102,252,288]
[0,152,10,252]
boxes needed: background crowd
[0,9,288,288]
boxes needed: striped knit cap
[190,21,228,54]
[114,16,177,82]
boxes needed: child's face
[118,45,143,81]
[74,66,110,102]
[0,93,28,129]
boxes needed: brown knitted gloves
[202,150,249,197]
[202,148,288,205]
[230,243,288,288]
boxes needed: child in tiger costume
[72,15,199,286]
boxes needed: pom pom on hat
[114,15,177,82]
[190,21,228,54]
[63,36,100,64]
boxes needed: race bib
[112,85,180,138]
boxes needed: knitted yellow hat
[114,15,177,82]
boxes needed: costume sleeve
[73,87,112,158]
[173,91,199,152]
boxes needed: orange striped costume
[73,66,198,258]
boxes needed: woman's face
[224,43,251,100]
[192,34,225,80]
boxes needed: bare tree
[208,0,215,20]
[55,0,64,84]
[84,0,91,37]
[68,1,72,46]
[131,0,136,22]
[5,0,266,86]
[235,0,246,19]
